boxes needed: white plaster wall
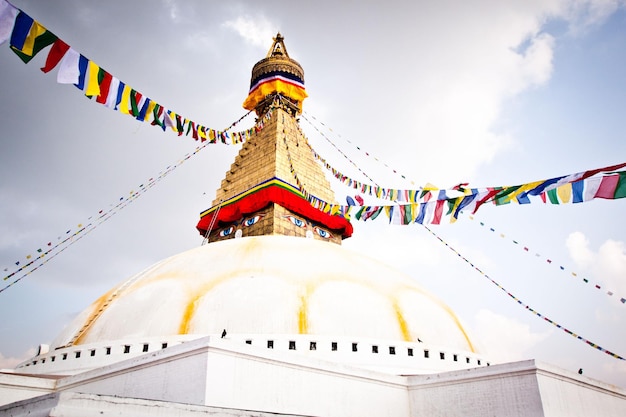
[407,360,626,417]
[54,338,410,417]
[201,347,409,417]
[59,348,210,406]
[408,368,543,416]
[0,373,56,407]
[536,369,626,416]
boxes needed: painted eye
[314,227,332,239]
[219,226,235,237]
[286,216,306,228]
[243,215,262,227]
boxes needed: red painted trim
[196,185,353,238]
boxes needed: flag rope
[467,215,625,305]
[0,110,270,293]
[421,223,625,360]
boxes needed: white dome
[50,235,476,354]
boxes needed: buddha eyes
[243,215,262,227]
[219,226,235,237]
[285,215,332,239]
[314,227,332,239]
[286,216,306,228]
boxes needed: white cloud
[162,0,180,23]
[222,15,276,49]
[473,308,552,363]
[566,232,626,300]
[0,348,36,370]
[562,0,626,34]
[566,231,596,268]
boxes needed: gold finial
[267,32,290,58]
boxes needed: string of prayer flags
[293,163,626,226]
[303,109,626,215]
[305,130,626,222]
[1,110,271,293]
[421,224,625,360]
[0,0,258,144]
[468,215,624,304]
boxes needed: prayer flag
[74,54,88,90]
[96,70,113,104]
[11,19,57,63]
[40,38,70,73]
[84,60,101,96]
[56,47,80,84]
[0,0,19,45]
[9,11,32,50]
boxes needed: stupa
[1,34,625,417]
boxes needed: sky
[1,0,625,388]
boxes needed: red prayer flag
[40,38,69,73]
[96,70,113,104]
[595,174,619,199]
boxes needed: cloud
[222,15,276,48]
[473,308,552,363]
[562,0,626,34]
[566,231,596,268]
[0,348,36,370]
[566,232,626,300]
[162,0,181,23]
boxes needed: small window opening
[142,343,149,352]
[309,341,317,350]
[75,351,81,359]
[352,343,358,352]
[389,346,396,355]
[105,347,111,355]
[372,345,378,353]
[453,354,458,362]
[477,359,482,365]
[161,343,168,349]
[289,340,296,350]
[123,345,131,354]
[32,360,37,365]
[424,350,430,358]
[267,340,274,349]
[408,348,414,357]
[439,352,445,360]
[331,342,338,351]
[466,357,470,364]
[245,340,252,345]
[90,349,96,357]
[41,358,45,363]
[51,356,56,362]
[62,353,68,360]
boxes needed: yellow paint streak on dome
[392,299,412,342]
[179,292,204,334]
[176,270,248,335]
[73,288,117,345]
[298,295,308,334]
[437,299,475,353]
[297,283,315,334]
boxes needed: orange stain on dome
[392,299,412,342]
[73,287,117,345]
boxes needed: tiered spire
[197,35,352,244]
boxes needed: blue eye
[286,216,306,228]
[243,215,262,227]
[314,227,332,239]
[219,226,235,237]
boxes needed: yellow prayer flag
[557,183,572,203]
[20,21,47,56]
[118,84,132,115]
[84,61,101,96]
